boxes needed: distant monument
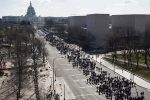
[26,1,36,17]
[2,1,67,25]
[2,1,45,25]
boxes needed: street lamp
[50,77,52,86]
[64,84,65,100]
[55,70,56,81]
[100,55,103,64]
[52,56,64,93]
[130,68,134,82]
[96,54,98,62]
[130,68,132,81]
[114,61,115,74]
[113,59,116,74]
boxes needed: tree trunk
[135,50,139,69]
[123,50,126,66]
[32,42,40,100]
[144,48,149,68]
[16,42,22,99]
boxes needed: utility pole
[64,84,65,100]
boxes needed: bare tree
[31,38,43,100]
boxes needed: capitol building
[2,1,45,25]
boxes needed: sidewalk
[38,60,53,98]
[36,31,76,100]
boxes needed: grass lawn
[107,54,150,65]
[104,57,150,81]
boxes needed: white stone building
[2,16,24,24]
[2,1,45,25]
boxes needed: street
[37,30,150,100]
[45,41,107,100]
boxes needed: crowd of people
[87,67,142,100]
[45,33,145,100]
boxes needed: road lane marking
[63,69,76,71]
[76,93,98,98]
[59,64,71,65]
[71,74,82,76]
[74,80,79,82]
[79,85,93,88]
[79,87,85,89]
[73,79,86,82]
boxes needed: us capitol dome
[24,1,44,25]
[2,1,67,25]
[2,1,45,25]
[26,1,36,17]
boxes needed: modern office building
[86,14,110,48]
[111,14,147,36]
[68,16,86,28]
[112,14,150,39]
[67,14,110,48]
[0,18,2,24]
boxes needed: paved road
[36,30,150,100]
[45,42,107,100]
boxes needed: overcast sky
[0,0,150,18]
